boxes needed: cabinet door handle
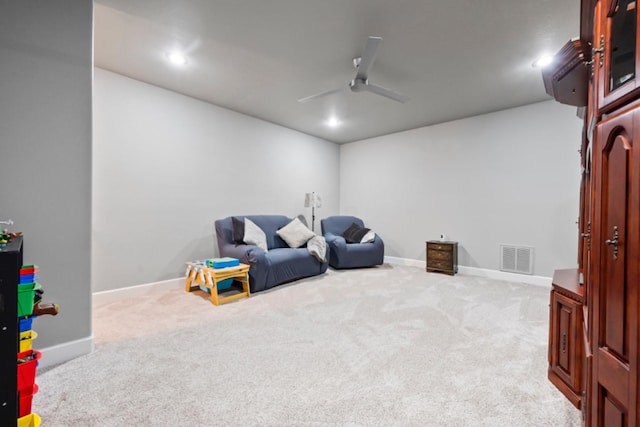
[581,222,592,248]
[605,226,619,259]
[561,333,567,353]
[592,35,605,68]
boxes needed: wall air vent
[500,245,534,275]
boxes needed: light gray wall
[340,100,582,277]
[0,1,93,347]
[93,68,340,292]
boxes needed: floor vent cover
[500,245,534,275]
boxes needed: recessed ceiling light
[326,117,341,128]
[166,52,188,65]
[532,55,554,68]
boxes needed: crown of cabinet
[541,38,592,107]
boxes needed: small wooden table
[185,261,250,306]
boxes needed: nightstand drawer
[427,242,452,252]
[428,259,452,270]
[427,249,452,261]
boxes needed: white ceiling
[93,0,579,144]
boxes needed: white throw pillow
[243,218,268,252]
[360,230,376,243]
[276,217,316,248]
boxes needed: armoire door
[591,106,639,426]
[596,0,639,113]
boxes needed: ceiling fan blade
[364,83,409,103]
[297,87,344,103]
[355,36,382,81]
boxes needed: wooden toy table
[184,261,250,306]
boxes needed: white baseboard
[38,335,94,369]
[457,265,551,287]
[93,277,184,305]
[384,256,552,287]
[384,256,426,269]
[92,262,551,306]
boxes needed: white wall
[93,68,340,292]
[0,1,93,350]
[340,101,582,277]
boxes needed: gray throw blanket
[307,235,327,262]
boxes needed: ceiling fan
[297,36,409,104]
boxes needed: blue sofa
[215,215,329,293]
[321,215,384,269]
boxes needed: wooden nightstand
[426,241,458,275]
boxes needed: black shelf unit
[0,236,23,426]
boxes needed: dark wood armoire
[543,1,640,425]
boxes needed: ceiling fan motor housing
[350,79,368,92]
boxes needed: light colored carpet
[35,265,581,426]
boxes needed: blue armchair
[321,216,384,269]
